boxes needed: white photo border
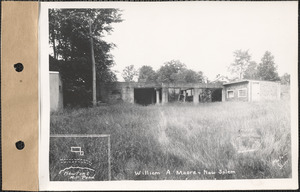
[39,1,299,190]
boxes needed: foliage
[170,69,205,83]
[122,65,138,82]
[229,50,281,82]
[243,61,258,80]
[49,9,122,106]
[156,60,186,83]
[49,9,122,61]
[280,73,290,85]
[156,60,204,83]
[51,101,291,180]
[138,66,157,83]
[257,51,280,81]
[228,50,252,79]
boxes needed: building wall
[257,81,281,101]
[97,81,282,104]
[224,80,281,102]
[50,72,63,111]
[98,82,224,104]
[224,82,249,101]
[98,82,134,104]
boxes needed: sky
[102,2,297,81]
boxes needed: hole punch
[16,141,25,150]
[14,63,24,72]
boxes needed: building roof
[102,81,224,89]
[223,80,249,85]
[223,79,280,86]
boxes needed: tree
[138,65,157,83]
[49,9,122,107]
[228,50,252,79]
[243,61,258,80]
[170,69,205,83]
[257,51,280,81]
[122,65,138,82]
[280,73,290,85]
[49,9,60,60]
[156,60,205,83]
[156,60,186,83]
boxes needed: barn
[223,80,281,102]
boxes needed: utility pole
[89,19,97,106]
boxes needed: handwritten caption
[134,169,236,176]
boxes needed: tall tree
[49,9,122,107]
[170,69,205,83]
[156,60,204,83]
[122,65,138,82]
[88,19,97,106]
[257,51,280,81]
[243,61,258,80]
[228,50,251,79]
[138,65,157,83]
[156,60,186,83]
[49,9,60,60]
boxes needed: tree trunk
[89,20,97,106]
[51,27,57,59]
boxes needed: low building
[98,82,223,105]
[50,77,282,108]
[50,71,63,111]
[223,80,281,102]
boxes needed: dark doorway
[134,88,156,105]
[212,89,222,102]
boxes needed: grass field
[50,100,291,180]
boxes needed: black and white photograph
[39,1,298,190]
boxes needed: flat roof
[223,79,281,86]
[101,82,224,89]
[223,80,249,85]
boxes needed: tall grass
[50,100,291,180]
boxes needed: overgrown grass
[50,100,291,180]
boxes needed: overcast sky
[102,2,297,81]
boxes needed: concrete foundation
[162,87,169,104]
[222,88,226,102]
[193,88,200,104]
[156,89,160,104]
[98,82,224,105]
